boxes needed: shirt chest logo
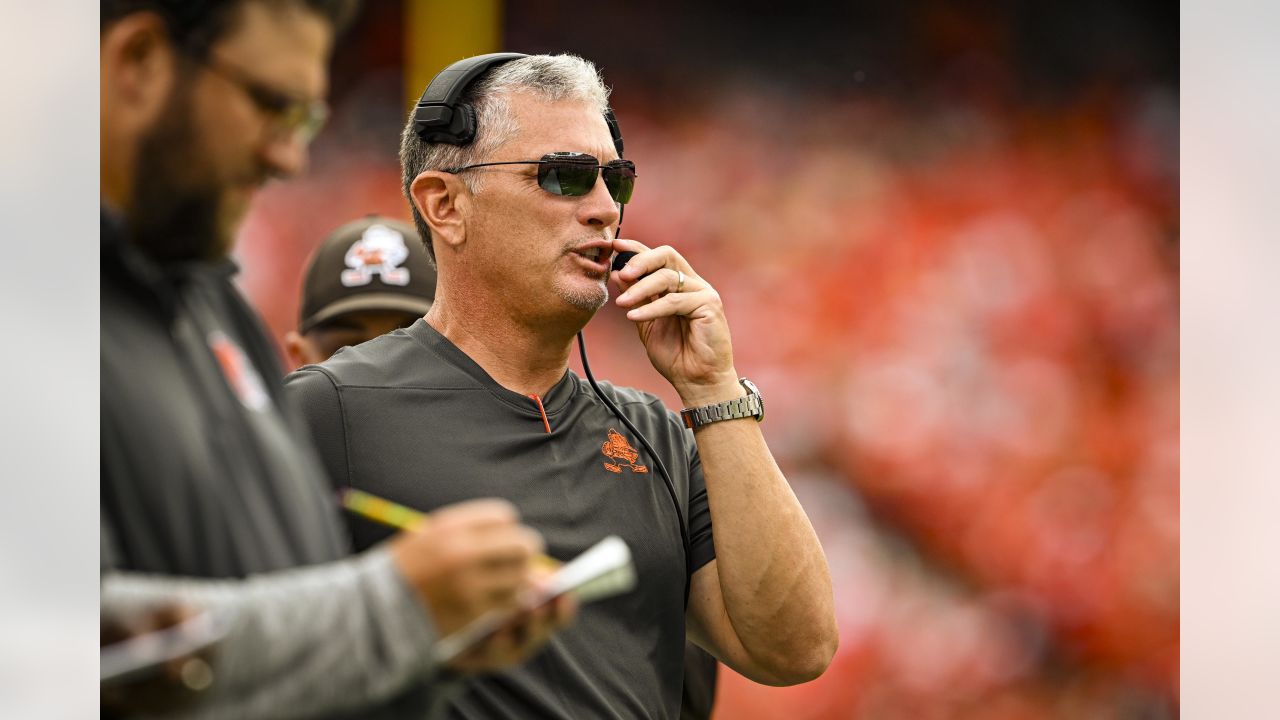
[207,331,270,412]
[601,428,648,474]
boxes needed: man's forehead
[211,2,333,97]
[504,93,617,161]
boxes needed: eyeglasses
[200,56,329,144]
[446,152,637,204]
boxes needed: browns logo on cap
[298,216,437,333]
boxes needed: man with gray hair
[285,53,838,718]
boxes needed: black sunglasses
[445,152,637,204]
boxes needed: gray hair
[399,54,612,260]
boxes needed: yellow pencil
[339,488,561,571]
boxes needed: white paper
[432,535,636,664]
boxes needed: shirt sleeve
[683,427,716,574]
[101,547,451,720]
[281,366,350,492]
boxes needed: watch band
[680,378,764,429]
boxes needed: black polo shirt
[284,319,716,719]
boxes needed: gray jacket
[101,208,448,718]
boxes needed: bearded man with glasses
[284,53,838,719]
[101,3,575,718]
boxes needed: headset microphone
[610,251,637,273]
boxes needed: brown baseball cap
[298,216,437,333]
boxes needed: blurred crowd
[235,2,1177,718]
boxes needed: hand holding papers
[433,534,637,664]
[339,489,638,665]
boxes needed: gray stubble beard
[556,275,610,314]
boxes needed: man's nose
[260,132,310,179]
[578,172,621,229]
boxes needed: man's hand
[446,565,578,673]
[101,603,216,717]
[387,498,575,671]
[610,239,742,406]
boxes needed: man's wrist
[675,376,744,408]
[679,377,765,429]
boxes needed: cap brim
[300,294,434,333]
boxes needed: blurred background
[235,1,1178,717]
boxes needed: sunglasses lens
[539,158,599,197]
[603,161,636,204]
[536,155,635,203]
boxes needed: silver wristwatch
[680,378,764,429]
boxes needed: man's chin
[128,172,243,263]
[557,279,609,315]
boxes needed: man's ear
[101,13,178,126]
[283,330,317,370]
[410,172,469,253]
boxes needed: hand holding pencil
[342,489,576,671]
[341,489,562,572]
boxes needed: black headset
[412,52,624,156]
[411,54,693,604]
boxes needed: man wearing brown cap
[286,216,437,369]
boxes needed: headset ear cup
[412,103,476,145]
[412,52,528,145]
[456,104,477,145]
[414,103,449,142]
